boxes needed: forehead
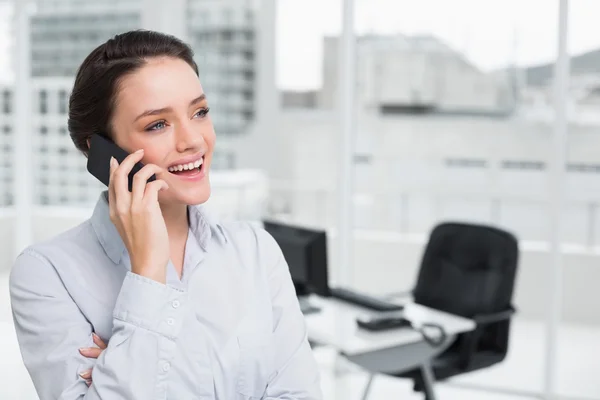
[116,57,203,111]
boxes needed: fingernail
[109,157,116,167]
[92,333,99,340]
[79,348,89,355]
[135,149,144,154]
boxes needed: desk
[304,295,476,399]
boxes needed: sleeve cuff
[113,272,187,340]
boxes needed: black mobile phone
[356,315,412,332]
[87,133,156,191]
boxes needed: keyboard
[329,287,405,312]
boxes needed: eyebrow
[133,94,207,122]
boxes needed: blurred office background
[0,0,599,399]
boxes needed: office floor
[1,272,599,400]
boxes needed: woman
[9,30,322,400]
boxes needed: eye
[193,107,210,119]
[145,120,167,131]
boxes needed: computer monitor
[262,220,330,297]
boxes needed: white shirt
[9,191,323,400]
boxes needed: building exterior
[320,34,514,114]
[30,0,257,135]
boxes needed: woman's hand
[108,149,170,283]
[79,333,107,387]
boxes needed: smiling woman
[8,30,322,400]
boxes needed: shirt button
[163,363,170,372]
[167,318,174,326]
[172,300,180,309]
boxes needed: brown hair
[68,30,199,155]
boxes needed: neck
[160,202,189,240]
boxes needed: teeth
[168,157,204,172]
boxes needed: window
[39,90,48,114]
[58,90,68,114]
[2,90,11,114]
[354,154,372,164]
[501,160,546,171]
[445,158,488,168]
[567,163,600,173]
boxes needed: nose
[175,120,206,154]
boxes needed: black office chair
[370,222,519,399]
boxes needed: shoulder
[10,219,100,289]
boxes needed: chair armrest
[473,306,516,326]
[457,306,516,370]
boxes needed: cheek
[139,146,168,166]
[204,129,216,148]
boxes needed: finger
[112,149,144,203]
[79,347,103,359]
[108,157,118,214]
[79,369,92,380]
[86,380,92,387]
[142,179,169,205]
[92,333,107,350]
[131,164,164,205]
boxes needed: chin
[162,180,212,206]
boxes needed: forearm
[82,272,186,399]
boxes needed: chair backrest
[413,222,519,318]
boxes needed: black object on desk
[263,220,330,297]
[262,220,404,313]
[356,315,447,347]
[329,287,405,312]
[356,315,411,331]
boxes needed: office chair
[363,222,519,400]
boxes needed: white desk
[304,295,475,356]
[303,295,476,400]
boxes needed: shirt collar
[90,191,216,264]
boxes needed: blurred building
[0,85,12,207]
[280,90,319,109]
[30,0,257,135]
[320,34,514,114]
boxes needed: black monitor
[263,220,330,297]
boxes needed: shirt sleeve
[9,249,186,400]
[256,228,323,400]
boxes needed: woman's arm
[10,249,187,400]
[257,228,323,400]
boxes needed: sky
[2,0,600,89]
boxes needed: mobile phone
[87,133,156,192]
[356,315,412,332]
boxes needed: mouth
[167,156,205,177]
